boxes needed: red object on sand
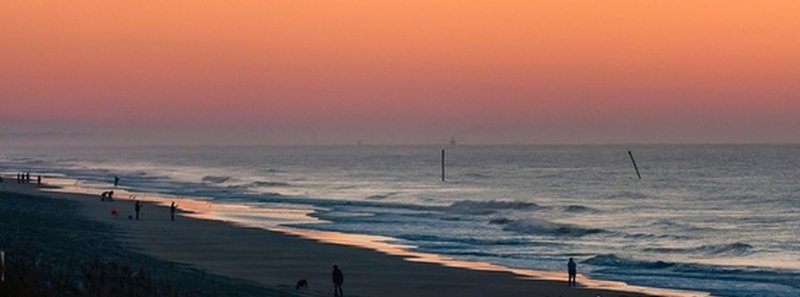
[111,208,119,217]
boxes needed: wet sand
[1,179,705,297]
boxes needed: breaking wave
[562,205,596,213]
[498,218,606,237]
[447,200,542,215]
[644,242,754,256]
[201,175,232,184]
[584,254,800,294]
[584,254,675,269]
[366,192,398,200]
[250,181,291,187]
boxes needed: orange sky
[1,1,799,144]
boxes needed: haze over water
[2,144,798,297]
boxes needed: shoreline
[1,176,708,297]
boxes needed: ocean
[1,144,798,297]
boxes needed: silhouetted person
[26,172,30,183]
[567,257,577,287]
[37,175,42,186]
[135,200,141,220]
[114,175,119,187]
[170,202,177,221]
[107,191,114,201]
[332,265,344,297]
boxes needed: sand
[0,185,294,297]
[1,179,703,297]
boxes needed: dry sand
[2,179,705,297]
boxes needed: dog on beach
[295,279,308,290]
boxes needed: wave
[583,254,800,297]
[624,232,690,240]
[220,192,284,200]
[365,192,398,200]
[562,205,596,213]
[644,242,754,256]
[584,254,675,269]
[499,218,606,237]
[488,217,513,224]
[206,178,291,188]
[464,172,492,179]
[398,234,532,247]
[447,200,542,215]
[250,181,292,187]
[603,191,648,199]
[649,219,718,232]
[201,175,232,184]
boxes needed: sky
[1,1,799,145]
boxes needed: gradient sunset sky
[2,1,799,145]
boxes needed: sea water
[1,145,798,297]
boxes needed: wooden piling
[628,150,641,179]
[441,149,446,182]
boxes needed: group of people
[14,172,41,185]
[101,175,178,222]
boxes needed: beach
[0,182,292,297]
[0,178,693,297]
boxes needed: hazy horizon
[1,129,799,147]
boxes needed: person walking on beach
[567,257,577,287]
[332,265,344,297]
[135,200,141,220]
[37,175,42,186]
[170,202,177,221]
[114,175,120,187]
[26,172,30,183]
